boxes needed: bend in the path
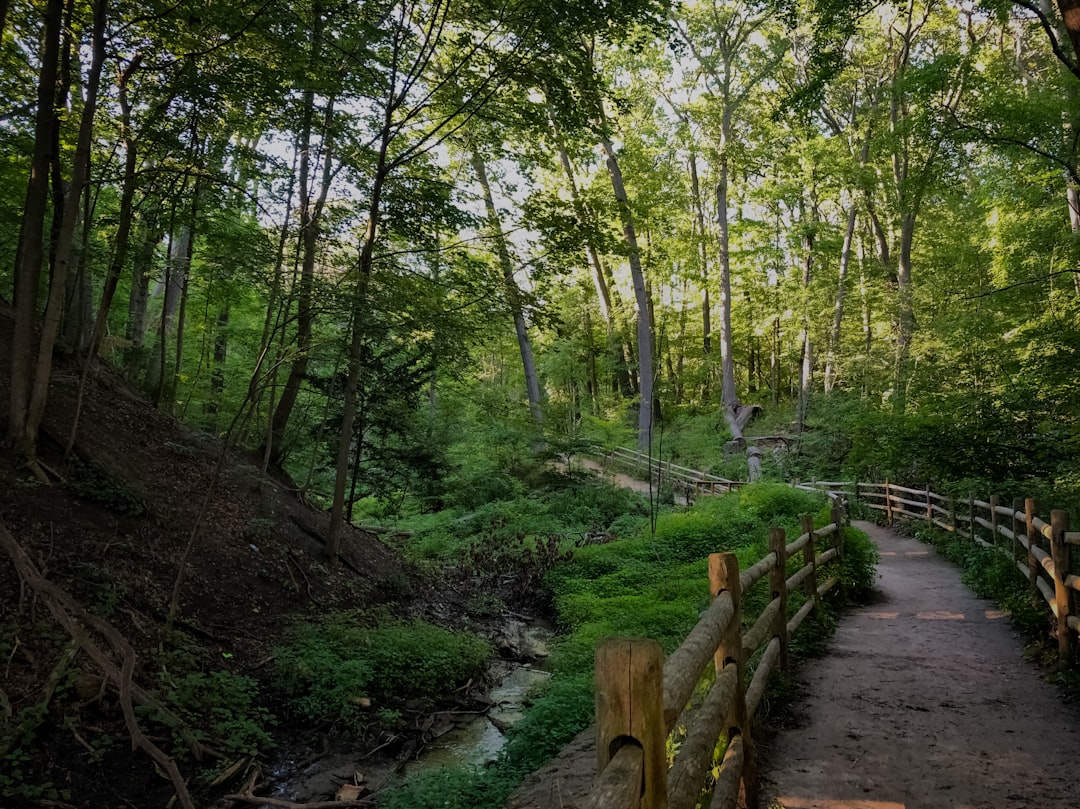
[761,520,1080,809]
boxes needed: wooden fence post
[968,493,976,542]
[595,638,667,809]
[769,527,789,671]
[1050,510,1073,667]
[801,514,818,605]
[1026,498,1038,591]
[990,495,999,548]
[885,479,893,526]
[925,486,933,530]
[710,552,758,808]
[1012,497,1023,562]
[948,496,957,533]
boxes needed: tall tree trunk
[549,107,632,397]
[207,305,229,429]
[689,151,712,395]
[150,225,190,400]
[266,4,329,466]
[23,0,107,462]
[470,150,543,426]
[267,93,334,466]
[893,211,916,413]
[716,147,762,479]
[1068,184,1080,295]
[7,0,63,458]
[601,136,654,451]
[825,202,857,392]
[125,217,160,376]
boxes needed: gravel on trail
[760,520,1080,809]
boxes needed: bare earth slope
[761,520,1080,809]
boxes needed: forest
[2,0,1080,806]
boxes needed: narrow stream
[249,621,555,804]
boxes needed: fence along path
[760,519,1080,808]
[506,501,850,809]
[509,460,1080,808]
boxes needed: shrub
[160,670,275,757]
[272,615,490,735]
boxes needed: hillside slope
[0,306,414,806]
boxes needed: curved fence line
[801,480,1077,667]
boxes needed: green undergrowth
[271,613,491,737]
[377,483,878,809]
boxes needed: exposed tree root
[0,517,223,809]
[224,793,374,808]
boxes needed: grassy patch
[272,614,490,737]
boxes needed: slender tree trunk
[125,217,160,375]
[825,202,857,392]
[207,305,229,429]
[24,0,107,461]
[7,0,62,458]
[689,152,712,393]
[267,91,334,466]
[893,211,916,413]
[549,108,632,398]
[470,150,543,426]
[1068,184,1080,295]
[600,137,654,450]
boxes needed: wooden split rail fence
[583,502,848,809]
[599,447,741,496]
[795,479,1079,667]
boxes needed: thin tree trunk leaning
[25,0,108,467]
[549,106,633,398]
[6,0,63,461]
[824,202,857,392]
[265,0,328,464]
[601,136,654,451]
[470,150,543,426]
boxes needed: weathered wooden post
[801,514,818,606]
[990,495,999,548]
[884,479,893,526]
[925,486,933,530]
[710,552,758,808]
[1050,510,1073,667]
[1012,497,1024,562]
[968,493,976,543]
[769,527,789,671]
[948,495,957,533]
[595,638,667,809]
[1026,498,1039,591]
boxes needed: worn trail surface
[761,520,1080,809]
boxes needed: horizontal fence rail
[594,446,742,496]
[584,503,848,809]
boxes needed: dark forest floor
[0,305,466,807]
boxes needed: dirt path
[761,520,1080,809]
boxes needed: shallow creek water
[253,621,554,804]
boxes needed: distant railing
[595,446,741,496]
[583,502,848,809]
